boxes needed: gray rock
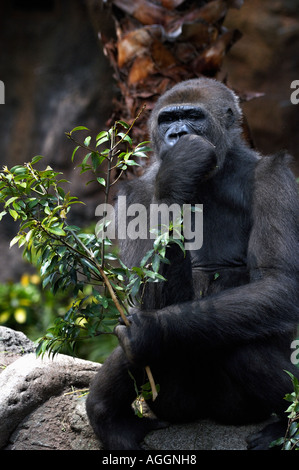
[0,349,100,448]
[5,393,101,450]
[0,326,35,354]
[144,419,269,451]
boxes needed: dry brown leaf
[192,29,241,74]
[151,39,177,69]
[117,28,153,67]
[165,0,228,36]
[161,0,186,10]
[180,21,218,47]
[195,0,228,24]
[128,55,156,84]
[112,0,173,26]
[172,42,197,63]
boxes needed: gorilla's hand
[114,310,163,367]
[156,134,217,204]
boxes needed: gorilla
[86,78,299,450]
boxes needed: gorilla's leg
[86,346,166,450]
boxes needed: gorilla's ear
[225,108,235,128]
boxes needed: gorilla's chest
[192,200,249,263]
[189,200,250,298]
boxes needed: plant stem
[144,366,158,401]
[65,133,106,158]
[67,183,158,399]
[101,125,115,269]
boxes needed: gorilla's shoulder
[253,151,298,199]
[255,151,294,176]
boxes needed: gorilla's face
[158,105,209,147]
[149,78,243,163]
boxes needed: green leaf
[0,210,7,221]
[96,131,109,141]
[5,196,19,208]
[129,277,141,297]
[70,126,90,134]
[9,234,23,247]
[91,152,102,171]
[144,270,166,282]
[27,199,39,209]
[152,254,160,272]
[8,209,18,221]
[81,258,101,277]
[31,155,44,164]
[117,120,130,129]
[10,165,28,175]
[140,249,154,268]
[132,151,149,159]
[47,226,66,236]
[125,160,140,166]
[84,136,91,147]
[118,133,132,146]
[269,437,284,448]
[97,177,106,187]
[96,133,109,147]
[289,421,298,437]
[284,440,292,450]
[41,273,53,289]
[26,229,34,243]
[71,146,80,162]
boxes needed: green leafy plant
[0,110,185,399]
[270,371,299,450]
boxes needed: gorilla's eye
[158,107,206,126]
[187,109,205,121]
[158,112,176,125]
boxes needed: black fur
[86,78,299,450]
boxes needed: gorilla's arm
[156,134,217,204]
[118,135,215,268]
[116,153,299,366]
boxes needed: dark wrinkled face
[158,105,208,147]
[149,78,243,160]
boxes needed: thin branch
[110,104,146,153]
[110,169,124,186]
[65,133,107,159]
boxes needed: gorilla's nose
[165,124,189,146]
